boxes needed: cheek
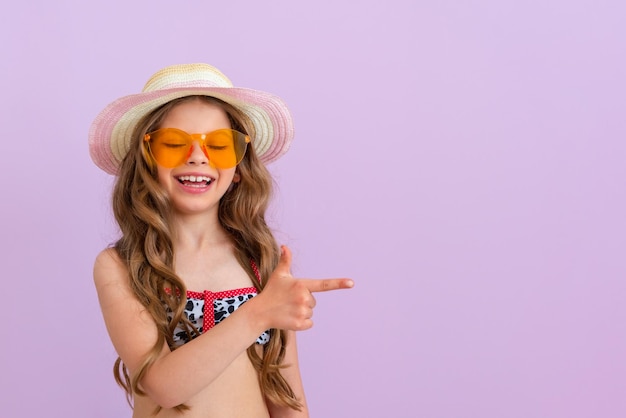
[157,167,172,187]
[218,167,238,183]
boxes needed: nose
[186,141,209,166]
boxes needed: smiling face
[154,98,240,217]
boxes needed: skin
[93,99,354,417]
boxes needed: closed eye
[207,145,229,151]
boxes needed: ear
[232,171,241,183]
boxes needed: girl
[89,63,353,417]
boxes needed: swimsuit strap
[250,259,261,284]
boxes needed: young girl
[89,63,353,417]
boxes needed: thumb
[274,245,292,277]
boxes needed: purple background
[2,1,625,417]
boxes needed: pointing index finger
[302,278,354,293]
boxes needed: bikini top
[166,261,270,347]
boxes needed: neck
[170,211,231,251]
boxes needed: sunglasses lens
[204,129,249,168]
[148,129,190,168]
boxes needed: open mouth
[176,175,213,186]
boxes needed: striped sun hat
[89,63,294,175]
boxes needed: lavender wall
[2,1,624,417]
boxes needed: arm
[267,331,309,418]
[94,246,353,409]
[93,248,270,408]
[259,246,353,417]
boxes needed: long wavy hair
[111,95,301,413]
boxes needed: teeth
[178,175,211,183]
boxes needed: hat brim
[89,87,293,175]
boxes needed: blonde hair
[111,96,301,413]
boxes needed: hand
[256,245,354,331]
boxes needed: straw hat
[89,63,294,175]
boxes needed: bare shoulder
[93,247,126,284]
[92,247,136,314]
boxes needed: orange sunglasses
[144,128,251,169]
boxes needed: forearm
[139,298,268,408]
